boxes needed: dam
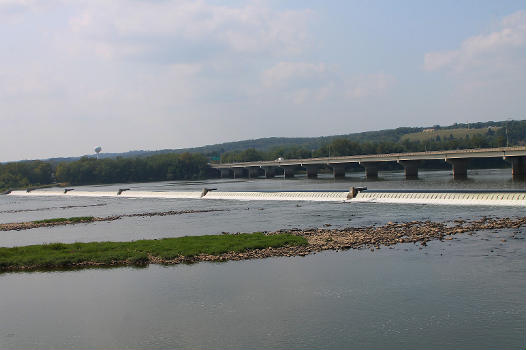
[7,188,526,206]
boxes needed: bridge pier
[232,167,247,178]
[262,166,276,178]
[328,163,346,178]
[303,165,320,178]
[280,165,296,178]
[506,156,526,180]
[360,162,380,179]
[398,160,420,179]
[219,168,233,178]
[446,158,468,180]
[246,166,261,179]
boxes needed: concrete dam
[7,189,526,206]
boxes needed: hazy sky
[1,0,525,161]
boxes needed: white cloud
[424,10,525,72]
[345,73,395,99]
[0,0,37,12]
[261,61,329,87]
[67,0,314,62]
[423,51,459,71]
[0,72,50,98]
[260,62,394,104]
[0,0,61,16]
[288,83,336,105]
[419,10,525,131]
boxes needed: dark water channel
[0,169,524,349]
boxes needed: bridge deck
[211,146,525,168]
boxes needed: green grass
[32,216,95,224]
[400,127,498,142]
[0,233,307,271]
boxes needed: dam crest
[7,189,526,206]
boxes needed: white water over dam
[8,190,204,199]
[7,189,526,206]
[351,191,525,206]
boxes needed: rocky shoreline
[143,216,526,265]
[0,209,228,231]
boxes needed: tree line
[219,122,524,163]
[0,153,211,191]
[55,153,211,185]
[0,161,53,192]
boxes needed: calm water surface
[0,169,524,349]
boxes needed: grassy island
[0,233,308,272]
[0,216,96,231]
[1,216,524,273]
[1,210,227,232]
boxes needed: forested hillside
[0,119,524,191]
[44,120,525,162]
[219,120,525,163]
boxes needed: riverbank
[1,216,523,272]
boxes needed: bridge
[211,146,526,180]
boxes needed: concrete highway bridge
[211,146,526,180]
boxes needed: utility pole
[506,123,509,147]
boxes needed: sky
[0,0,524,161]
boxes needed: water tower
[94,146,102,159]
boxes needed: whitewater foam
[6,189,526,206]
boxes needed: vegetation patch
[400,127,499,143]
[0,233,308,272]
[33,217,95,224]
[0,210,227,232]
[0,216,97,231]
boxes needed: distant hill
[43,119,524,163]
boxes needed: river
[0,168,524,349]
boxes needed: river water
[0,169,525,349]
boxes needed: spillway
[203,191,349,201]
[353,190,525,207]
[6,189,526,206]
[8,190,203,199]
